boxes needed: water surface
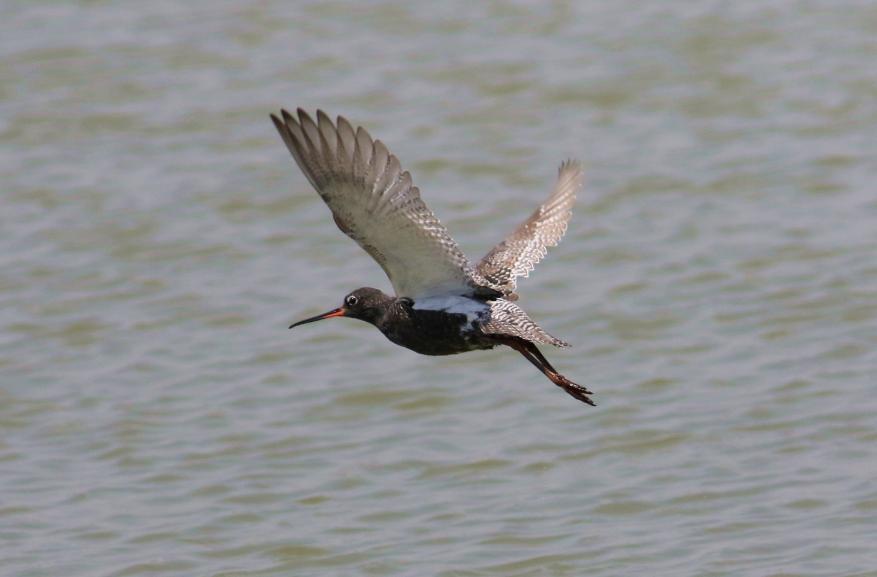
[2,1,876,576]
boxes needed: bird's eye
[345,295,359,307]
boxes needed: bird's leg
[505,339,596,406]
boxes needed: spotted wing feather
[272,109,476,299]
[475,160,582,298]
[480,299,569,347]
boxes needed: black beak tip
[288,307,345,330]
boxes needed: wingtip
[336,114,352,130]
[559,158,583,173]
[316,109,332,125]
[355,124,373,143]
[296,107,315,126]
[558,159,585,192]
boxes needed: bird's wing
[480,299,570,347]
[271,109,476,298]
[474,161,582,299]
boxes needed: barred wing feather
[272,109,476,299]
[480,299,570,348]
[475,161,582,298]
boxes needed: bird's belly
[393,329,494,356]
[382,301,494,356]
[387,333,494,356]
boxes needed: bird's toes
[551,373,596,406]
[566,385,597,406]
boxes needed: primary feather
[474,160,582,299]
[271,108,476,299]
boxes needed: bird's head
[289,287,393,329]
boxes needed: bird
[271,108,594,406]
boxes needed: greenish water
[2,2,876,576]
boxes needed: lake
[1,1,876,576]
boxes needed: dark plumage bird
[271,109,594,406]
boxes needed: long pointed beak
[289,307,346,329]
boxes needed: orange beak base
[289,307,346,329]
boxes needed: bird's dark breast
[378,305,494,356]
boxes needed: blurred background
[2,1,876,576]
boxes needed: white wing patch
[412,295,489,324]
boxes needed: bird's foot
[549,372,596,406]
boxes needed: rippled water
[2,1,877,576]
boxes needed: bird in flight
[271,109,594,406]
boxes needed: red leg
[504,339,596,406]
